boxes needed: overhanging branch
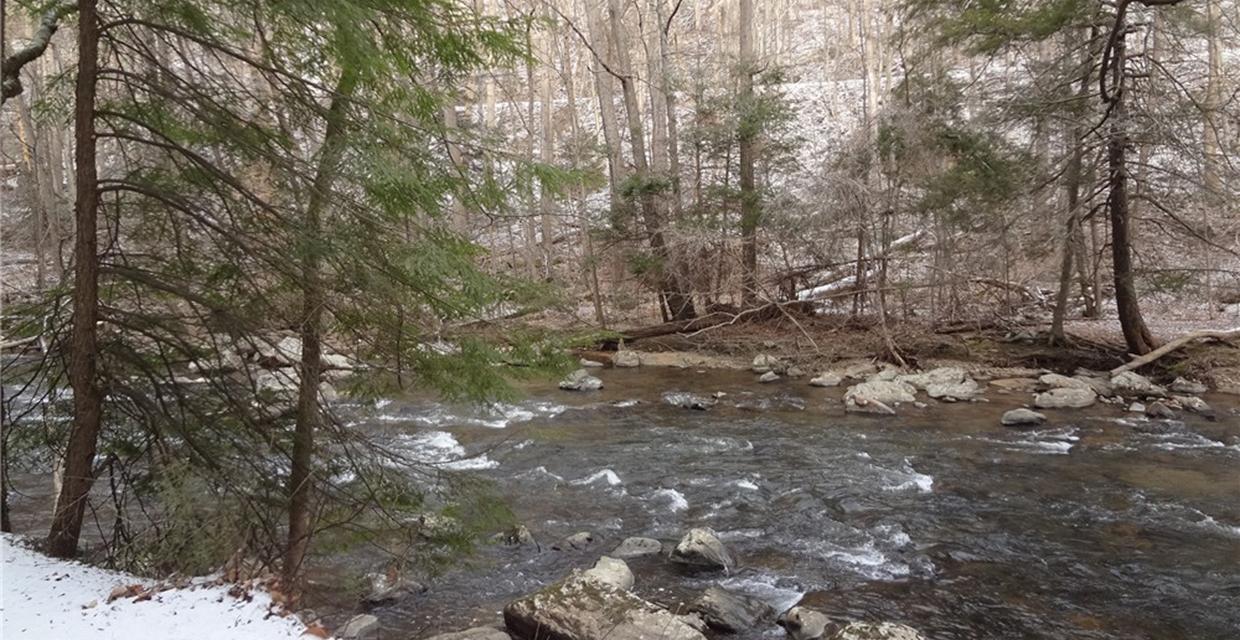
[1,2,77,105]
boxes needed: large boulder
[1110,371,1167,398]
[612,351,641,368]
[830,622,926,640]
[503,570,707,640]
[1033,387,1096,409]
[779,607,833,640]
[925,378,981,402]
[844,380,916,405]
[611,537,662,559]
[560,369,603,392]
[426,628,512,640]
[1170,377,1207,394]
[1038,373,1094,390]
[988,377,1039,393]
[669,528,734,570]
[1000,408,1046,427]
[688,586,775,634]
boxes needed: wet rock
[1174,395,1214,418]
[663,391,717,410]
[897,367,965,391]
[787,366,806,378]
[1110,371,1166,398]
[1127,402,1146,413]
[1144,400,1176,419]
[1038,373,1093,390]
[553,531,596,551]
[840,361,878,379]
[1001,408,1046,427]
[669,527,734,570]
[809,372,844,387]
[752,354,784,374]
[869,367,902,382]
[778,606,833,640]
[830,622,926,640]
[613,351,641,368]
[581,556,634,591]
[612,536,662,559]
[361,572,425,606]
[988,377,1038,393]
[560,369,603,392]
[338,614,380,640]
[496,524,539,549]
[1170,377,1207,394]
[503,570,707,640]
[1033,387,1096,409]
[845,380,916,405]
[580,358,604,368]
[425,628,512,640]
[688,586,775,633]
[925,378,981,402]
[758,371,780,383]
[844,394,897,416]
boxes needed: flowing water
[317,368,1240,640]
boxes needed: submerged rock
[1110,371,1166,398]
[611,537,662,559]
[560,369,603,391]
[425,628,512,640]
[669,527,734,570]
[689,586,774,633]
[338,614,380,640]
[613,351,641,368]
[663,391,717,410]
[361,572,425,607]
[1001,408,1046,427]
[1033,387,1096,409]
[1170,377,1208,394]
[830,622,926,640]
[779,606,833,640]
[496,524,539,549]
[809,372,845,387]
[503,568,706,640]
[758,371,781,383]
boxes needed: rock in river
[1001,408,1046,427]
[809,371,844,387]
[338,614,380,640]
[758,371,781,383]
[560,369,603,391]
[844,380,916,405]
[779,606,833,640]
[1033,387,1096,409]
[752,354,784,373]
[669,527,734,570]
[831,622,926,640]
[613,351,641,368]
[1110,371,1167,398]
[611,536,662,559]
[426,628,512,640]
[582,556,634,591]
[503,565,706,640]
[925,378,981,402]
[689,586,774,633]
[1170,377,1207,394]
[663,391,717,410]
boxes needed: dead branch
[1110,328,1240,375]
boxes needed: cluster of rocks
[830,365,984,415]
[330,527,924,640]
[1014,370,1214,422]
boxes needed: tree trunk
[284,68,358,589]
[585,0,629,229]
[737,0,759,304]
[1201,0,1223,313]
[47,0,101,559]
[1105,14,1155,356]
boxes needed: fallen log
[1110,328,1240,375]
[607,301,815,347]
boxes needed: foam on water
[572,469,623,486]
[393,430,498,470]
[650,488,689,512]
[877,460,934,493]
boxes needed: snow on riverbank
[1,534,310,640]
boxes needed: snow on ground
[1,534,309,640]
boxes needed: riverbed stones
[663,391,717,410]
[1170,377,1208,394]
[560,369,603,391]
[503,569,707,640]
[581,556,634,591]
[611,536,662,559]
[779,606,833,640]
[688,586,775,633]
[1175,394,1214,417]
[1144,400,1176,419]
[758,371,781,383]
[844,380,916,406]
[752,354,784,374]
[830,622,926,640]
[613,351,641,368]
[337,614,380,640]
[1110,371,1166,398]
[1001,408,1047,427]
[1033,387,1096,409]
[844,394,897,415]
[809,371,845,387]
[1038,373,1093,390]
[925,378,981,402]
[669,527,734,570]
[897,366,965,391]
[425,628,512,640]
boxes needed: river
[313,367,1240,640]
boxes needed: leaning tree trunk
[47,0,101,559]
[1105,9,1155,356]
[284,68,357,589]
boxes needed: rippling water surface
[320,368,1240,640]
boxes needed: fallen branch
[1110,328,1240,375]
